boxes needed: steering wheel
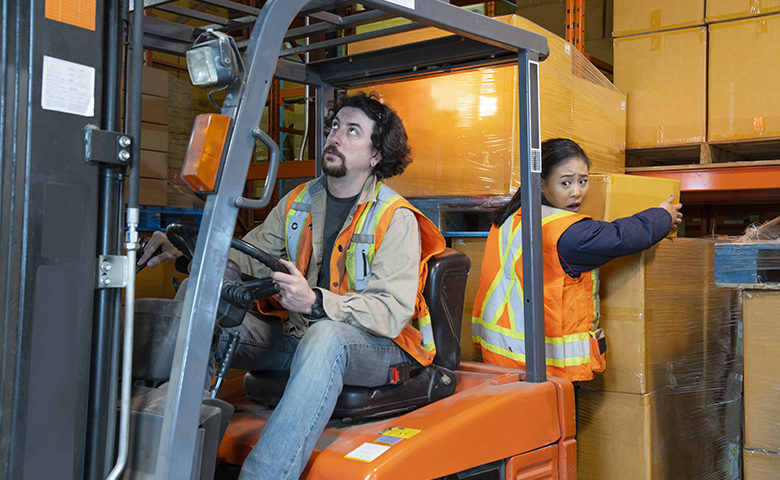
[165,223,286,274]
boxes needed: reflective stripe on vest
[285,178,325,265]
[472,208,593,368]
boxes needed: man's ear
[370,149,382,168]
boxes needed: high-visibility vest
[283,177,445,366]
[471,205,606,381]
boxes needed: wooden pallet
[626,137,780,168]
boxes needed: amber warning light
[181,113,231,193]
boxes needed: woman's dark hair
[491,138,591,226]
[324,91,412,179]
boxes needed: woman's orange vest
[266,178,445,366]
[471,206,606,381]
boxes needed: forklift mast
[1,1,549,479]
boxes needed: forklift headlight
[186,29,243,88]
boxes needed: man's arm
[228,195,289,278]
[274,208,421,338]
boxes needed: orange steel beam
[630,165,780,191]
[247,159,315,180]
[565,0,585,54]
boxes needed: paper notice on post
[41,55,95,117]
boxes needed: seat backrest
[423,248,470,371]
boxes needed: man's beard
[322,144,347,178]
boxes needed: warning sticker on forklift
[344,443,391,462]
[380,427,421,439]
[41,56,95,117]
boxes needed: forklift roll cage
[152,1,550,478]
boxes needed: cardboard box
[592,238,735,394]
[142,66,169,98]
[707,0,780,22]
[614,27,707,147]
[450,237,486,362]
[743,290,780,452]
[709,15,780,141]
[141,94,169,125]
[613,0,705,37]
[125,177,167,206]
[141,122,169,152]
[578,388,738,480]
[139,150,167,179]
[351,15,626,196]
[744,448,780,480]
[579,173,680,237]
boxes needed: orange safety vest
[471,206,606,382]
[272,177,445,366]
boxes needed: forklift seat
[243,248,470,421]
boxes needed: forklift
[1,1,575,479]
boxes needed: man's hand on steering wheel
[271,259,317,315]
[137,230,183,268]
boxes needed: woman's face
[540,156,590,212]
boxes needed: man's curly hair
[324,92,412,180]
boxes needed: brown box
[139,150,167,179]
[592,238,734,394]
[580,173,680,237]
[125,177,167,206]
[743,448,780,480]
[450,237,486,362]
[707,0,780,22]
[743,290,780,452]
[142,66,169,98]
[578,388,739,480]
[709,15,780,141]
[613,0,705,37]
[614,27,707,147]
[141,94,168,125]
[141,122,169,152]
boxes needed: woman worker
[471,138,683,386]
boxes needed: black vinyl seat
[243,248,470,422]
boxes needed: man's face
[322,107,379,179]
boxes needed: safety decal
[344,443,391,463]
[41,56,95,117]
[45,0,96,31]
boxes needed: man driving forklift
[138,92,445,479]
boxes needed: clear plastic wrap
[578,237,742,479]
[714,216,780,288]
[349,14,626,197]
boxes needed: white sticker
[41,55,95,117]
[385,0,415,9]
[564,43,571,55]
[621,101,626,111]
[344,443,391,463]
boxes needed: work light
[186,29,243,88]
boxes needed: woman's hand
[137,230,183,268]
[271,259,317,315]
[658,194,683,229]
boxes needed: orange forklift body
[218,362,576,479]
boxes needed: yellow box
[450,237,486,363]
[593,238,735,394]
[614,27,707,147]
[135,250,188,299]
[351,15,626,197]
[578,389,738,480]
[579,173,680,236]
[743,290,780,452]
[708,15,780,141]
[744,448,780,480]
[613,0,705,37]
[707,0,780,22]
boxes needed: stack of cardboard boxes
[135,66,170,206]
[614,0,780,153]
[742,290,780,479]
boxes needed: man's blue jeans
[219,314,413,480]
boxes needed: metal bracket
[84,124,133,166]
[96,254,129,289]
